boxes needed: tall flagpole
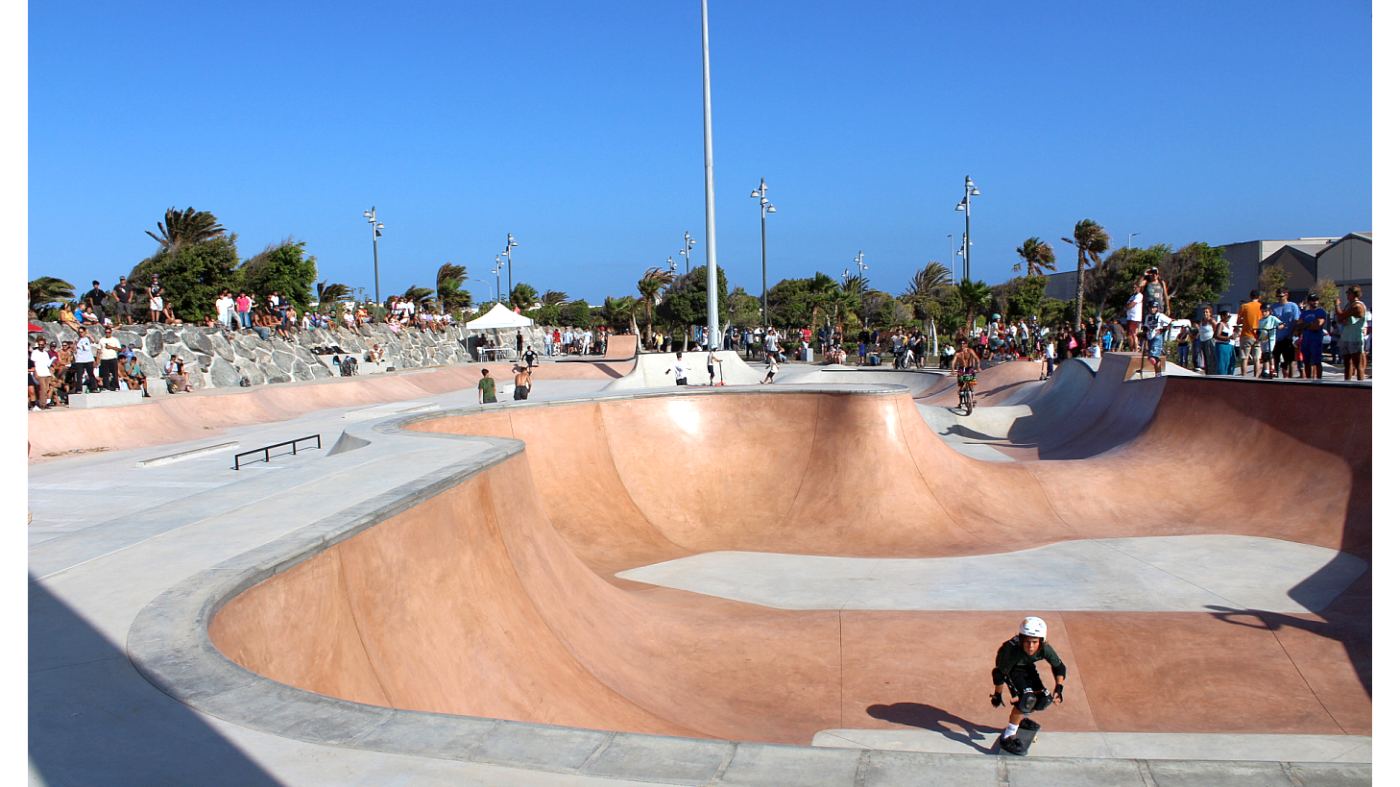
[700,0,720,350]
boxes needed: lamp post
[1128,232,1139,251]
[953,175,980,282]
[502,233,519,298]
[492,256,504,303]
[681,231,696,274]
[749,178,777,327]
[947,233,954,270]
[362,207,385,304]
[699,0,720,350]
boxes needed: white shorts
[150,297,164,311]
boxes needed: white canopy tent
[462,302,534,330]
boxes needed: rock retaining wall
[31,321,558,391]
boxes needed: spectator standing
[1236,290,1264,377]
[72,327,99,393]
[1124,287,1144,352]
[1194,307,1217,374]
[83,280,108,324]
[1334,286,1368,381]
[477,368,497,404]
[30,338,55,409]
[215,290,236,331]
[1270,289,1301,378]
[1298,293,1329,379]
[98,327,122,390]
[1213,309,1236,376]
[147,275,164,324]
[112,276,134,326]
[1256,307,1282,378]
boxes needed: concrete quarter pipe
[206,373,1370,747]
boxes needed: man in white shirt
[215,290,235,330]
[72,327,99,393]
[98,326,122,390]
[31,338,55,409]
[1124,288,1144,352]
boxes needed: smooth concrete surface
[67,389,145,408]
[603,350,760,389]
[615,536,1367,612]
[30,364,1371,785]
[813,729,1371,763]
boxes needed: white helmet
[1019,616,1047,639]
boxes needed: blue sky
[29,0,1371,305]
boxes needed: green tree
[1014,237,1057,277]
[129,234,241,320]
[1084,244,1169,320]
[1158,242,1231,314]
[509,282,538,311]
[1259,263,1291,297]
[955,279,993,332]
[560,299,593,327]
[636,267,675,343]
[902,261,952,330]
[401,285,435,311]
[1040,298,1075,326]
[145,206,226,252]
[1061,219,1110,327]
[727,287,762,328]
[314,281,351,313]
[29,276,75,319]
[239,240,318,313]
[1316,279,1340,310]
[600,295,639,334]
[436,263,473,313]
[657,267,728,332]
[806,272,842,332]
[1005,275,1048,320]
[764,277,816,329]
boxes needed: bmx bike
[957,374,977,413]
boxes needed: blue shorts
[1300,337,1323,366]
[1148,335,1164,358]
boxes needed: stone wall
[32,321,558,391]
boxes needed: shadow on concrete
[865,703,1001,754]
[28,576,280,785]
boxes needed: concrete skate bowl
[203,383,1370,750]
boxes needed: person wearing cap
[1136,266,1172,317]
[1269,289,1301,378]
[148,275,165,324]
[990,616,1067,754]
[1298,293,1329,379]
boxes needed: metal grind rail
[234,434,321,470]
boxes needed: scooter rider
[990,616,1067,753]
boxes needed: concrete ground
[28,358,1369,785]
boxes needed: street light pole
[699,0,720,350]
[749,178,776,328]
[953,175,980,282]
[502,233,518,298]
[492,255,504,303]
[1128,232,1139,251]
[681,231,695,274]
[947,233,954,270]
[362,207,385,304]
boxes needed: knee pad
[1016,689,1038,714]
[1035,690,1053,712]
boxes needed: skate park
[28,350,1371,785]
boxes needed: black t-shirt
[113,284,131,303]
[858,330,870,344]
[149,283,163,298]
[85,287,106,304]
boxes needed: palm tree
[401,285,434,311]
[146,207,225,251]
[902,261,951,333]
[509,283,538,311]
[807,272,841,333]
[435,263,472,312]
[1061,220,1111,328]
[601,295,640,335]
[29,276,75,319]
[956,279,993,333]
[541,290,569,308]
[315,281,350,313]
[636,267,674,345]
[1015,237,1057,277]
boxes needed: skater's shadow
[866,703,1001,754]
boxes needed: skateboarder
[990,616,1067,754]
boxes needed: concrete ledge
[69,390,146,408]
[136,441,239,467]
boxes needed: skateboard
[995,720,1038,756]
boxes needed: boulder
[190,352,213,372]
[144,329,164,356]
[208,333,238,362]
[233,333,262,352]
[270,350,296,373]
[209,357,243,388]
[181,327,213,356]
[237,361,266,386]
[290,359,315,381]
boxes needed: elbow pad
[1052,664,1068,679]
[991,668,1005,685]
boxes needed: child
[762,353,778,384]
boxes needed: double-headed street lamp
[680,231,696,274]
[362,207,385,304]
[953,175,980,282]
[501,233,519,296]
[492,255,505,303]
[749,178,777,327]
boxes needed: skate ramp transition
[602,350,759,389]
[206,380,1370,747]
